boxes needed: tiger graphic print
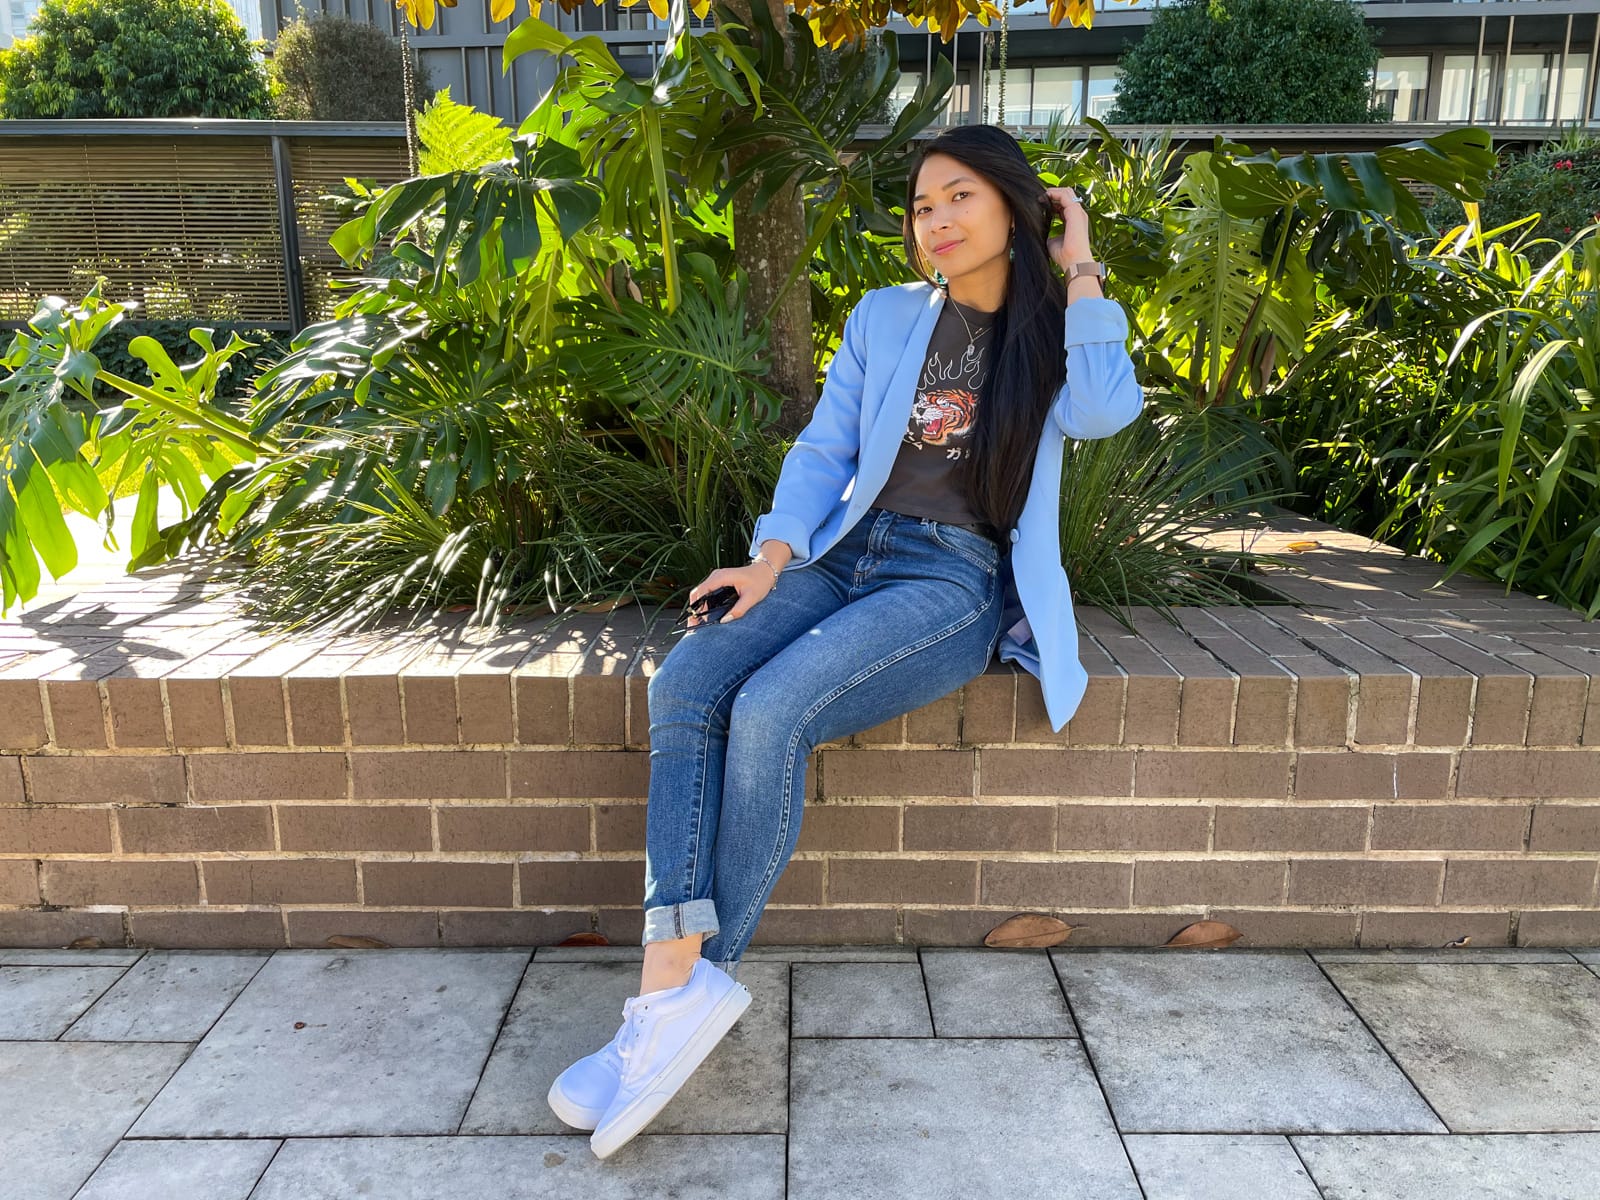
[905,337,989,461]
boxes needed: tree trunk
[719,0,816,436]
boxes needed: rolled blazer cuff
[1063,295,1129,345]
[1053,296,1143,440]
[749,512,813,566]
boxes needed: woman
[551,122,1144,1160]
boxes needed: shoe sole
[546,1077,605,1131]
[590,982,752,1159]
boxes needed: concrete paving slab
[126,948,528,1137]
[1321,962,1600,1131]
[1050,949,1444,1133]
[249,1133,787,1196]
[790,1037,1140,1199]
[461,959,787,1135]
[1122,1134,1323,1199]
[1312,948,1578,964]
[1292,1132,1600,1199]
[0,949,146,967]
[532,946,645,962]
[73,1138,281,1200]
[531,944,918,963]
[920,948,1077,1037]
[64,951,269,1042]
[0,1041,191,1200]
[0,966,126,1039]
[791,962,932,1037]
[741,945,919,962]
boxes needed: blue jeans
[640,506,1007,981]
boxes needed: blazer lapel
[856,285,945,502]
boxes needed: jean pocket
[928,521,1001,573]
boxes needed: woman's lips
[933,240,962,254]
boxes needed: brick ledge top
[0,506,1595,749]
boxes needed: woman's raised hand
[1043,186,1093,273]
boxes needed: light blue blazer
[748,280,1144,733]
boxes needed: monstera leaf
[543,251,785,427]
[0,286,265,612]
[504,0,761,312]
[329,135,602,288]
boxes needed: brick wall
[1,510,1597,950]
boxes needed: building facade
[2,0,1598,136]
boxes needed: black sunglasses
[668,584,740,633]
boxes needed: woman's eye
[915,191,969,216]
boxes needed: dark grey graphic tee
[873,296,999,537]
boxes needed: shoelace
[613,995,651,1070]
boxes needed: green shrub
[0,0,271,119]
[1424,130,1600,264]
[1105,0,1386,125]
[268,12,432,121]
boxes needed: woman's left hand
[1044,186,1094,273]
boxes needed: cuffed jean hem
[640,898,721,945]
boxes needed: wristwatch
[1065,260,1106,283]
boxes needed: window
[949,69,976,125]
[1497,51,1597,124]
[1439,55,1493,122]
[1556,54,1590,122]
[1503,53,1552,122]
[1374,56,1430,121]
[1086,65,1120,119]
[1032,67,1083,125]
[889,70,923,121]
[984,68,1031,124]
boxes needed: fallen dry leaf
[325,935,391,949]
[555,931,611,947]
[1284,540,1321,552]
[1442,935,1472,948]
[1163,920,1243,949]
[66,936,105,949]
[984,913,1077,948]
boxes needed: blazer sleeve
[747,289,875,566]
[1050,295,1144,440]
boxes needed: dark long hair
[900,124,1067,538]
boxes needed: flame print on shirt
[905,339,988,461]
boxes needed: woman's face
[911,152,1011,289]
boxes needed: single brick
[29,755,186,806]
[42,860,200,906]
[118,806,274,854]
[277,804,433,851]
[204,859,357,905]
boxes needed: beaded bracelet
[751,551,779,590]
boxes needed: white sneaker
[589,956,753,1159]
[547,1028,626,1130]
